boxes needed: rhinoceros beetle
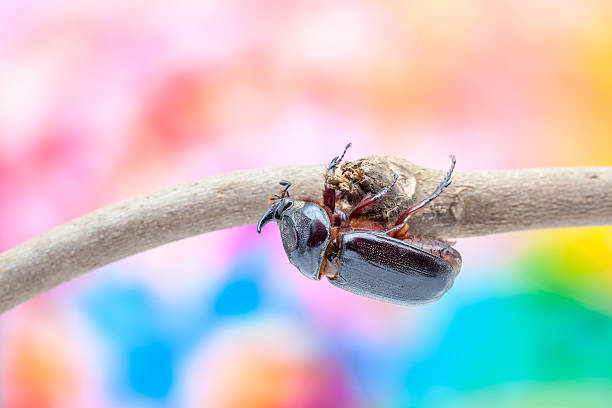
[257,144,461,305]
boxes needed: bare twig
[1,156,611,314]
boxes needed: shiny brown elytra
[257,144,461,305]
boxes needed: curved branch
[1,156,611,314]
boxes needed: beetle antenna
[279,180,292,198]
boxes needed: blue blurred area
[214,277,260,315]
[128,339,174,398]
[80,248,271,403]
[402,292,612,407]
[73,244,612,407]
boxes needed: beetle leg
[396,155,455,223]
[327,142,352,175]
[323,186,336,213]
[319,230,341,279]
[386,155,456,237]
[323,143,352,212]
[331,209,346,226]
[348,173,398,220]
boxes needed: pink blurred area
[1,0,610,250]
[1,1,612,407]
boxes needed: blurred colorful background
[1,1,612,407]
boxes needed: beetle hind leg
[387,155,456,238]
[348,173,399,220]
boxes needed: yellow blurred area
[519,227,612,313]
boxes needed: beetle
[256,144,461,305]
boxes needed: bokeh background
[1,1,612,407]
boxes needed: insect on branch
[0,156,610,313]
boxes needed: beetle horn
[256,202,280,233]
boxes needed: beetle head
[257,198,331,280]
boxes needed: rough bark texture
[1,156,611,314]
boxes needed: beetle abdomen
[400,235,462,272]
[328,231,460,305]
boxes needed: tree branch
[1,156,611,314]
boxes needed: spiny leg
[397,155,455,222]
[327,142,352,175]
[324,142,352,212]
[348,173,398,220]
[387,155,455,237]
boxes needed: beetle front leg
[327,142,352,175]
[323,186,336,213]
[323,143,352,212]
